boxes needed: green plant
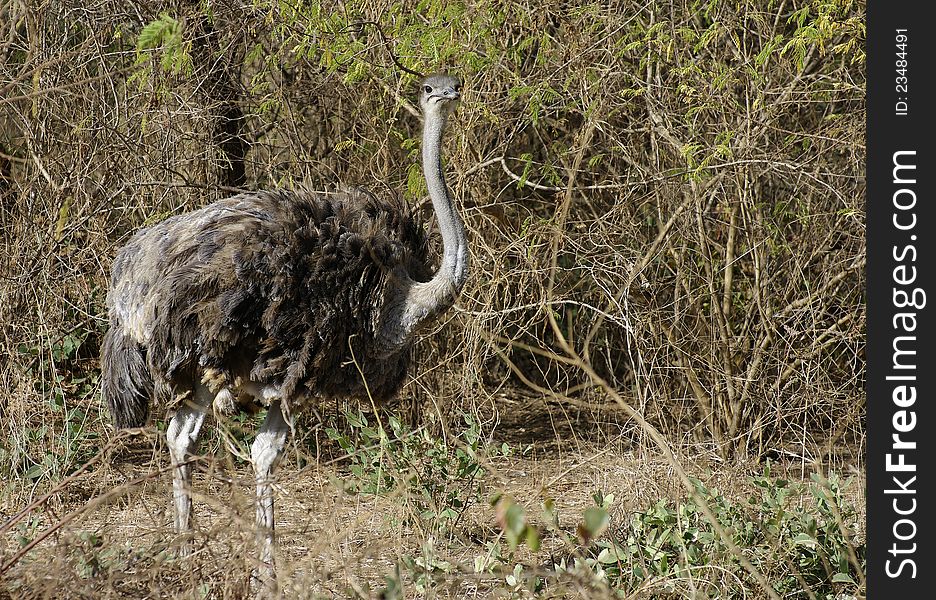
[72,531,127,579]
[6,325,100,484]
[133,13,192,76]
[325,410,490,531]
[400,538,457,594]
[492,493,542,554]
[567,466,865,598]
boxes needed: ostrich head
[419,73,462,118]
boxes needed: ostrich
[100,74,466,583]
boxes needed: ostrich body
[100,74,466,583]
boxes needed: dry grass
[2,0,865,597]
[1,411,865,599]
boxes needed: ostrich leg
[251,400,290,590]
[166,384,211,552]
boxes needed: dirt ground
[1,396,865,599]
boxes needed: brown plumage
[102,188,430,427]
[100,74,466,588]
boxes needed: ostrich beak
[432,85,460,104]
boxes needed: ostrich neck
[378,110,468,353]
[421,112,468,294]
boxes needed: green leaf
[504,502,524,534]
[583,506,609,538]
[525,526,541,552]
[137,13,178,51]
[792,533,817,548]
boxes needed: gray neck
[378,110,468,353]
[421,111,468,294]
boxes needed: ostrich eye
[424,85,433,94]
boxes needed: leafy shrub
[565,466,865,598]
[326,410,493,530]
